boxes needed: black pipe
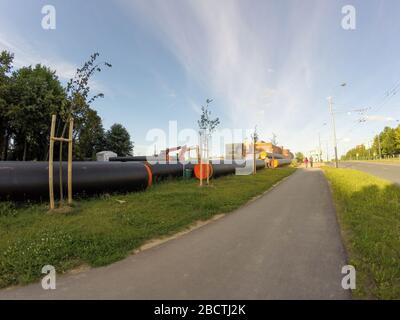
[266,153,285,159]
[109,157,199,180]
[0,161,151,201]
[150,163,184,181]
[194,160,265,179]
[109,156,148,162]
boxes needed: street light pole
[328,96,339,168]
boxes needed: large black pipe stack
[0,161,151,201]
[109,156,148,162]
[108,157,198,181]
[194,159,266,180]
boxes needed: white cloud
[364,115,397,122]
[119,0,329,153]
[0,31,107,96]
[188,99,202,115]
[0,31,76,80]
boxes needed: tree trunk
[2,131,10,161]
[22,138,27,161]
[0,126,4,160]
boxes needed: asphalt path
[0,169,350,300]
[339,161,400,184]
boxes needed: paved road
[340,161,400,184]
[0,169,350,300]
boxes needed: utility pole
[328,96,339,168]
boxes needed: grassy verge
[0,167,295,288]
[322,167,400,299]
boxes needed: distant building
[96,151,117,162]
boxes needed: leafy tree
[7,64,66,160]
[343,124,400,160]
[395,125,400,153]
[295,152,304,163]
[105,123,133,156]
[380,126,397,156]
[74,109,106,160]
[343,144,369,160]
[0,51,14,160]
[0,50,113,165]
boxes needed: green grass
[323,167,400,299]
[0,167,295,288]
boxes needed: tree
[58,52,112,158]
[252,125,259,143]
[197,99,220,134]
[295,152,304,164]
[74,109,106,160]
[105,123,133,156]
[56,53,111,202]
[380,126,396,156]
[395,125,400,154]
[7,64,66,160]
[0,51,14,160]
[0,50,113,164]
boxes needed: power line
[337,79,400,140]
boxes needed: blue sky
[1,0,400,157]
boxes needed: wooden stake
[49,114,56,210]
[67,118,74,205]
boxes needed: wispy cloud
[119,0,329,150]
[0,31,76,80]
[0,31,108,96]
[364,115,398,122]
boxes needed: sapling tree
[197,99,220,184]
[57,52,111,202]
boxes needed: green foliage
[62,52,111,122]
[0,51,15,160]
[105,123,133,156]
[323,167,400,299]
[74,109,106,160]
[0,168,295,288]
[198,99,220,133]
[0,202,17,217]
[380,126,397,156]
[343,125,400,160]
[7,64,67,160]
[295,152,304,164]
[342,144,370,160]
[0,50,113,161]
